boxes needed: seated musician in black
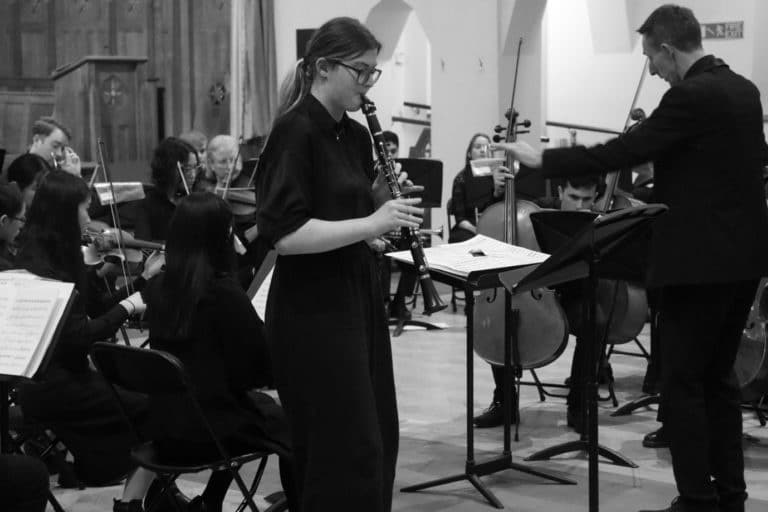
[0,181,26,270]
[143,192,296,512]
[448,133,510,243]
[12,171,170,512]
[6,153,47,210]
[534,175,602,432]
[134,137,200,242]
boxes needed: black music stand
[400,264,575,509]
[502,204,667,512]
[388,159,445,336]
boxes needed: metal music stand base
[611,394,659,417]
[400,281,575,509]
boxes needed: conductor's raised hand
[368,197,423,236]
[490,141,543,169]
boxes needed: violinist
[178,129,210,185]
[493,6,768,512]
[0,181,25,270]
[12,171,172,512]
[134,137,200,242]
[5,153,47,210]
[27,116,81,176]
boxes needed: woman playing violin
[13,170,167,511]
[134,137,200,242]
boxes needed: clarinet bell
[420,276,448,315]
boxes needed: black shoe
[473,400,517,428]
[144,480,190,512]
[642,427,669,449]
[114,499,144,512]
[597,361,613,385]
[388,299,412,320]
[638,496,716,512]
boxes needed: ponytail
[275,59,312,120]
[271,17,381,125]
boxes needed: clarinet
[361,95,447,315]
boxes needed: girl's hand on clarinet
[372,162,402,208]
[369,197,423,236]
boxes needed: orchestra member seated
[179,130,210,188]
[12,171,173,512]
[449,133,511,243]
[6,153,48,210]
[27,116,81,176]
[144,192,296,512]
[0,181,26,270]
[134,137,200,242]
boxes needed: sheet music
[387,234,549,278]
[0,272,74,378]
[251,268,274,320]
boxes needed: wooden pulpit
[51,56,157,182]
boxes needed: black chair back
[91,342,189,395]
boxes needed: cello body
[734,277,768,401]
[473,199,569,368]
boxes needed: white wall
[544,0,766,147]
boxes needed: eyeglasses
[326,58,382,86]
[11,216,25,224]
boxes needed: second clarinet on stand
[361,95,446,315]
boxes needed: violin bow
[220,138,243,201]
[95,138,133,294]
[176,161,191,195]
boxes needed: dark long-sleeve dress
[14,242,146,485]
[255,94,398,512]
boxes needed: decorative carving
[209,82,227,106]
[101,75,125,107]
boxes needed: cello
[473,38,569,369]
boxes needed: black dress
[14,243,146,485]
[255,94,398,512]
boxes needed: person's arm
[275,197,422,255]
[494,85,706,178]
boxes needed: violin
[82,220,164,267]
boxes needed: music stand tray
[399,264,575,509]
[502,204,667,512]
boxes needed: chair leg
[232,456,269,512]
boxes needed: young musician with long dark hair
[254,16,423,511]
[12,171,170,512]
[143,192,296,512]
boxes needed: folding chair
[89,342,287,512]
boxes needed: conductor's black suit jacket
[542,55,768,288]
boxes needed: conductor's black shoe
[639,496,716,512]
[473,400,518,428]
[642,427,669,449]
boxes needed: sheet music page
[0,272,74,378]
[251,268,274,320]
[386,234,549,277]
